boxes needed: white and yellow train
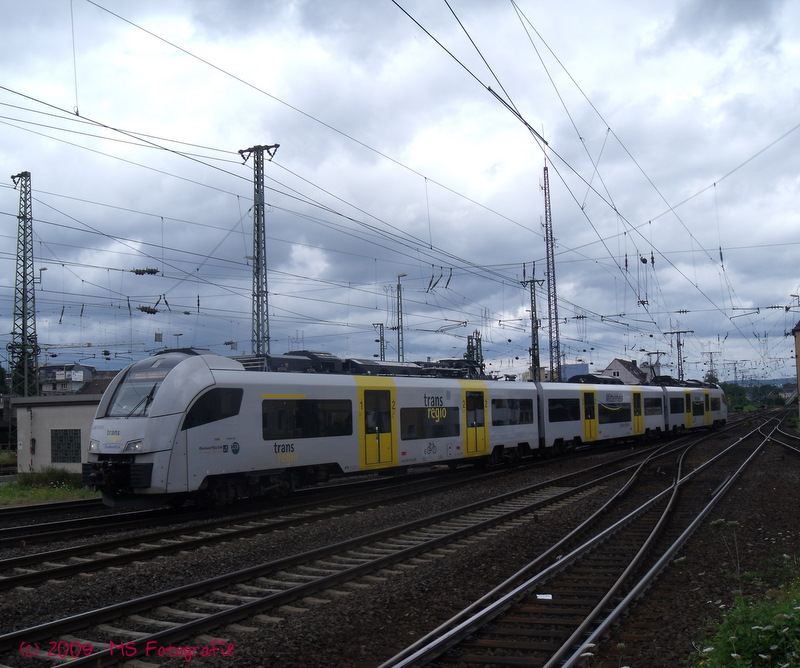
[83,349,728,507]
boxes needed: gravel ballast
[2,442,798,667]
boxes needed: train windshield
[104,354,187,418]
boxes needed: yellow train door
[583,391,598,442]
[632,390,644,435]
[359,381,397,469]
[684,391,693,428]
[463,389,488,456]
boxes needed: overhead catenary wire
[1,3,794,374]
[393,0,785,364]
[0,83,534,291]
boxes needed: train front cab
[84,351,226,507]
[710,387,728,427]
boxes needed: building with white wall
[13,394,103,473]
[600,359,647,385]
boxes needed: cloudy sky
[1,0,799,383]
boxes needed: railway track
[0,465,489,547]
[0,498,104,523]
[0,507,180,548]
[379,416,777,667]
[0,446,671,591]
[0,443,679,666]
[767,421,800,454]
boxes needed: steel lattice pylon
[239,144,279,356]
[542,164,561,381]
[9,171,39,396]
[522,262,543,380]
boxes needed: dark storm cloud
[2,1,799,379]
[653,0,784,52]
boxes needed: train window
[633,394,642,417]
[364,390,391,435]
[519,399,534,423]
[692,398,705,416]
[710,397,721,411]
[644,398,663,415]
[466,391,485,428]
[669,397,684,414]
[183,388,243,430]
[491,398,534,426]
[583,393,595,421]
[103,354,186,418]
[548,398,581,423]
[598,402,632,424]
[400,406,460,440]
[262,399,353,440]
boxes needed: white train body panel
[182,371,360,488]
[593,386,636,442]
[538,384,586,450]
[640,386,670,435]
[83,350,728,506]
[485,384,540,458]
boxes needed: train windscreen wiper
[125,383,157,418]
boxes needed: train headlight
[124,439,143,453]
[89,439,100,453]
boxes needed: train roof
[644,375,721,388]
[567,373,624,385]
[227,350,487,379]
[150,350,724,389]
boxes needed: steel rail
[547,421,772,668]
[559,426,773,667]
[378,420,766,667]
[0,498,103,522]
[0,463,501,548]
[0,447,658,590]
[0,460,633,664]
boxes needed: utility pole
[521,262,544,381]
[542,163,561,381]
[792,321,800,420]
[239,144,279,355]
[701,350,721,381]
[9,171,39,396]
[373,323,385,361]
[665,330,693,381]
[396,273,407,362]
[642,351,667,382]
[723,359,748,383]
[466,330,484,374]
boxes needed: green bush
[0,449,16,467]
[16,467,84,490]
[692,575,800,666]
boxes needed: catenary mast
[9,171,39,396]
[522,262,543,380]
[665,329,693,381]
[542,163,561,381]
[239,144,279,356]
